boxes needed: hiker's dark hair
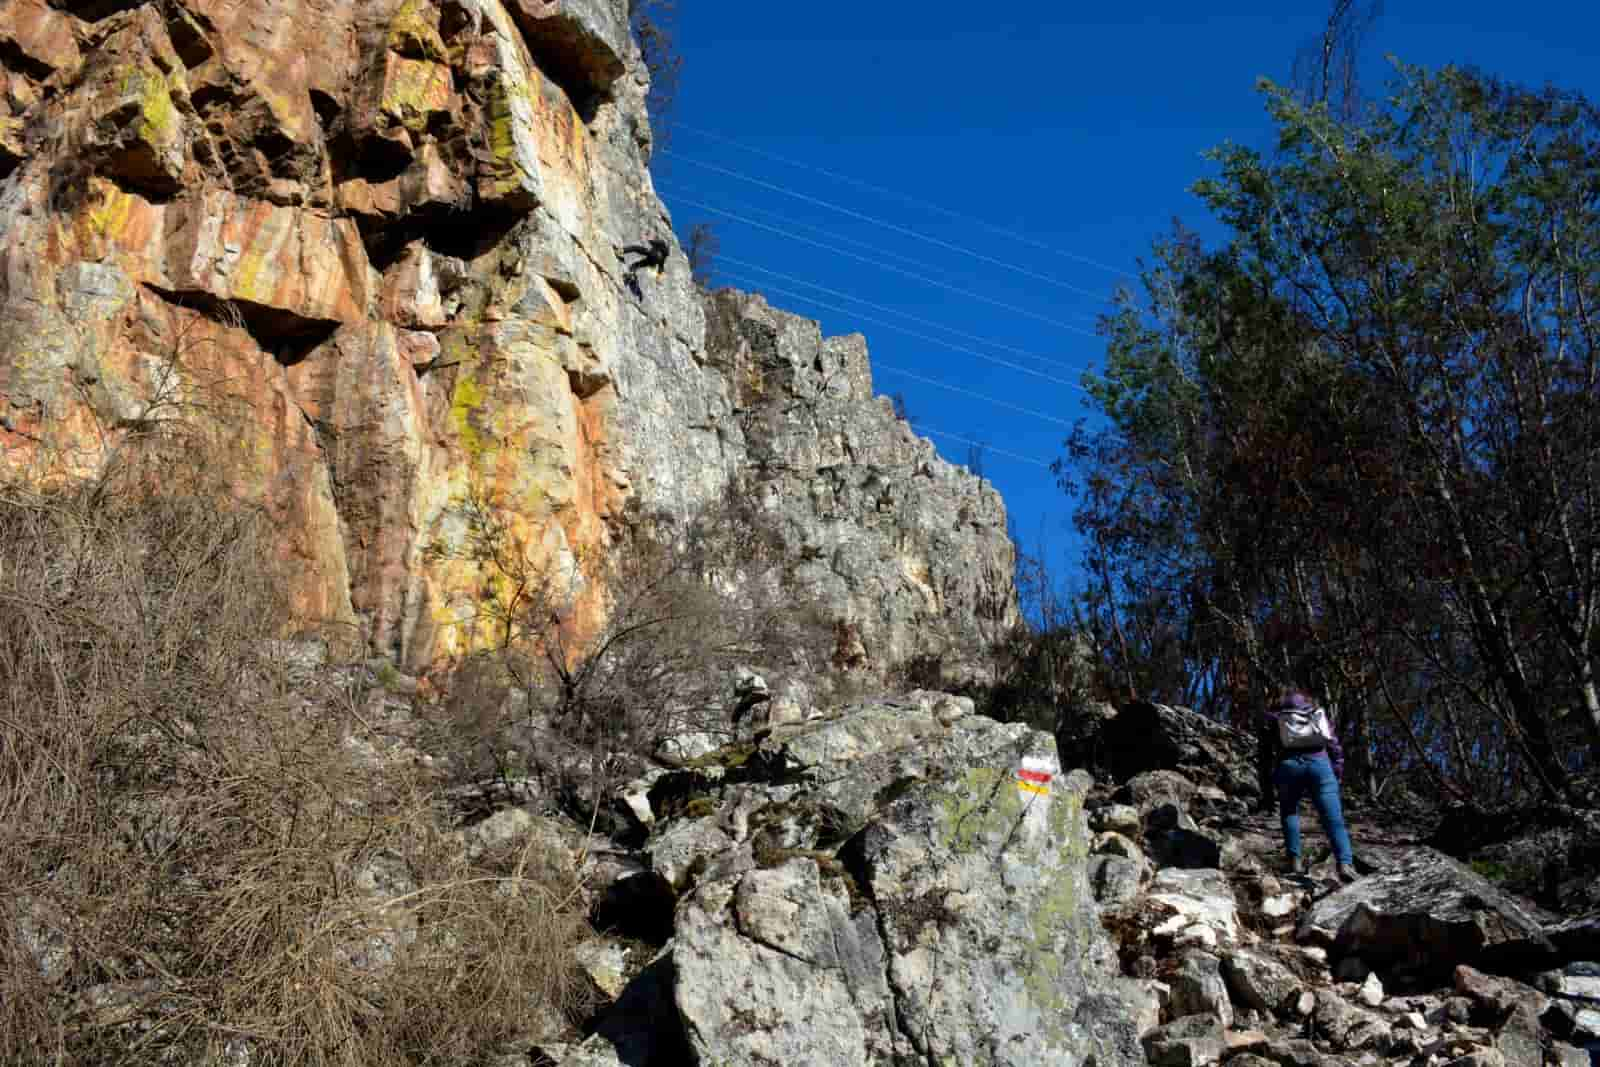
[1272,688,1316,711]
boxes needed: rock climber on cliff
[1259,688,1360,884]
[620,236,671,297]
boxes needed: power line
[663,147,1119,303]
[668,191,1101,339]
[714,267,1089,391]
[874,363,1075,428]
[914,426,1055,469]
[719,253,1098,374]
[671,121,1135,280]
[660,178,1085,312]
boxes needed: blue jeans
[1275,753,1354,865]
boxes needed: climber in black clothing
[620,237,670,296]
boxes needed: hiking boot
[1337,862,1359,884]
[1285,855,1308,877]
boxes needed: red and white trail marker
[1016,757,1053,798]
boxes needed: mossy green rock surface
[670,710,1143,1067]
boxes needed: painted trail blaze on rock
[665,716,1139,1067]
[1017,756,1054,797]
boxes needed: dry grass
[0,439,593,1066]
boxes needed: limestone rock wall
[0,0,1015,675]
[689,289,1018,679]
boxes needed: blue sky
[653,1,1600,598]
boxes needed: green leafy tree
[1066,65,1600,803]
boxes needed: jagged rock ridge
[0,0,1014,677]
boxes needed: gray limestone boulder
[646,816,743,893]
[1090,855,1148,906]
[1142,1013,1224,1066]
[851,740,1126,1065]
[1491,1003,1544,1066]
[1221,948,1304,1016]
[1453,963,1547,1022]
[1170,950,1233,1029]
[675,857,897,1066]
[1295,849,1556,978]
[1120,770,1200,813]
[1112,977,1168,1036]
[1260,1036,1342,1066]
[1092,803,1144,835]
[642,704,1140,1066]
[1096,830,1146,860]
[1311,987,1388,1051]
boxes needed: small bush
[686,221,720,290]
[0,438,592,1065]
[630,0,681,143]
[425,482,834,813]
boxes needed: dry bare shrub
[0,436,592,1066]
[424,482,835,813]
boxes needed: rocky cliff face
[692,289,1016,679]
[0,0,1014,676]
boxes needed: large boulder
[650,704,1141,1066]
[1296,849,1556,980]
[675,856,898,1065]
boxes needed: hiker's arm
[1326,718,1345,781]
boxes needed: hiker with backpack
[1259,689,1358,883]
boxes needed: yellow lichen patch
[138,68,178,142]
[477,65,547,210]
[115,63,179,144]
[448,368,487,459]
[380,53,452,133]
[232,247,270,306]
[938,767,1024,855]
[0,116,24,159]
[228,208,294,307]
[84,181,138,239]
[388,0,446,61]
[485,78,520,169]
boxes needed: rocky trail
[461,690,1600,1067]
[1080,703,1600,1067]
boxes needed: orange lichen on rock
[1,0,657,674]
